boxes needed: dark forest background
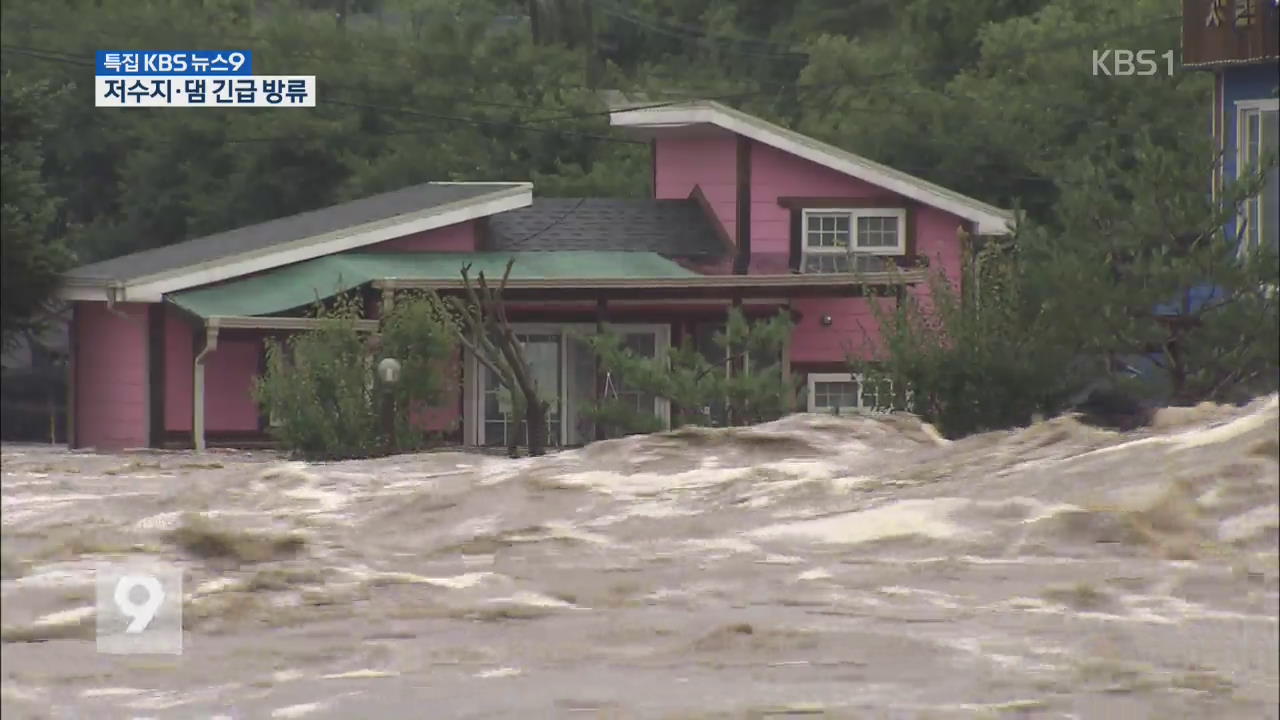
[2,0,1276,440]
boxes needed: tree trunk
[507,395,524,458]
[453,259,548,458]
[526,400,548,456]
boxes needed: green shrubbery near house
[581,308,799,438]
[252,292,456,460]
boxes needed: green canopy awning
[167,251,699,319]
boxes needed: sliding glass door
[476,323,669,448]
[481,333,561,448]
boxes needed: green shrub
[581,308,799,438]
[853,239,1089,438]
[252,292,456,459]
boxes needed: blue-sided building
[1184,0,1279,256]
[1106,2,1280,400]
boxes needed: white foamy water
[2,394,1277,719]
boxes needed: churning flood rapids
[2,397,1278,719]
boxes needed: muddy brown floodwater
[2,397,1278,719]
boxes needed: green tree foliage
[854,236,1093,438]
[1025,138,1279,405]
[861,143,1279,437]
[0,75,73,347]
[582,308,797,436]
[4,0,1274,439]
[253,293,456,459]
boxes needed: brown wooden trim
[1213,71,1225,198]
[436,283,914,302]
[959,220,978,307]
[162,429,275,449]
[903,202,918,258]
[650,139,657,197]
[780,302,793,411]
[778,196,903,209]
[476,216,492,251]
[729,296,745,382]
[257,339,269,432]
[594,298,607,441]
[504,306,786,323]
[147,304,166,448]
[688,184,736,256]
[789,208,802,272]
[191,325,203,448]
[734,136,752,275]
[791,362,853,375]
[67,303,79,448]
[1182,1,1279,66]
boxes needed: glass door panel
[482,333,561,447]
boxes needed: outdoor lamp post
[377,358,401,454]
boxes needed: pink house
[58,101,1013,452]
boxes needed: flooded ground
[2,397,1278,719]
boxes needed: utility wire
[590,0,808,61]
[0,42,1201,170]
[0,45,645,146]
[518,12,1187,123]
[4,10,1185,123]
[1,18,562,113]
[323,98,644,144]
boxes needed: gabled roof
[487,198,725,256]
[61,182,531,302]
[610,100,1015,235]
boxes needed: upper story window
[800,208,906,273]
[1238,99,1279,256]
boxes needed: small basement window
[806,372,902,414]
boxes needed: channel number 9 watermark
[96,561,183,655]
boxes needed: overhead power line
[0,45,644,146]
[1,9,1187,137]
[590,0,808,61]
[0,32,1200,160]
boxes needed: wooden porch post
[67,303,78,448]
[782,300,793,412]
[593,298,608,441]
[147,304,166,448]
[728,295,744,425]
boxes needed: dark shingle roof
[487,198,726,257]
[66,182,526,283]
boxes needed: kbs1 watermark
[1092,49,1176,77]
[95,560,183,654]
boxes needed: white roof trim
[611,101,1015,235]
[60,183,532,303]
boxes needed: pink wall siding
[165,307,195,432]
[654,133,739,245]
[204,338,264,432]
[750,142,901,270]
[74,302,149,449]
[748,140,966,364]
[413,352,462,433]
[164,315,264,434]
[363,220,476,252]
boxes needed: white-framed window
[1237,99,1279,257]
[806,372,902,415]
[801,208,906,273]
